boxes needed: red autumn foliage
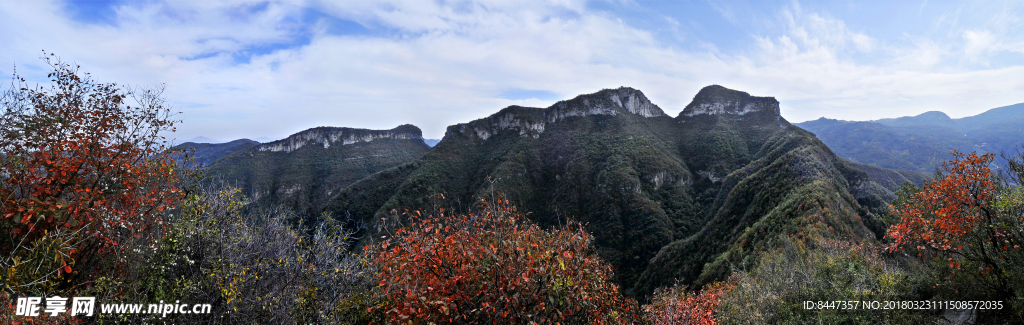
[369,197,639,324]
[885,150,1024,304]
[0,54,183,279]
[643,281,733,325]
[886,151,996,265]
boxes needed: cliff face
[675,85,789,186]
[202,124,430,217]
[446,87,666,142]
[257,125,423,153]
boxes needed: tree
[886,151,998,257]
[0,53,183,295]
[887,150,1024,319]
[369,196,639,324]
[105,185,379,324]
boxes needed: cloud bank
[1,0,1021,140]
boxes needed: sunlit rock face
[607,87,665,118]
[257,124,423,153]
[548,86,667,122]
[450,87,668,141]
[680,85,780,117]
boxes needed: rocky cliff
[257,124,423,153]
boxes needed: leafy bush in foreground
[82,185,379,324]
[887,150,1024,322]
[643,281,732,325]
[719,238,934,324]
[370,196,639,324]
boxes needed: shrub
[887,150,1024,321]
[717,237,934,324]
[369,196,639,324]
[643,281,732,325]
[79,184,379,324]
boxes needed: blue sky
[1,0,1022,141]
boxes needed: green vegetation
[719,237,935,324]
[200,125,431,220]
[174,138,259,166]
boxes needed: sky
[1,0,1022,142]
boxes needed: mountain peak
[914,111,951,120]
[548,87,667,121]
[679,85,780,118]
[602,87,666,118]
[873,110,954,128]
[445,87,670,141]
[183,136,221,144]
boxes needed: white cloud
[851,33,874,52]
[892,38,944,70]
[964,29,996,63]
[1,0,1022,141]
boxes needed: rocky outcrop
[257,125,423,153]
[608,87,665,117]
[549,86,667,122]
[449,87,667,140]
[679,85,780,117]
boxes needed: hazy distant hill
[183,136,221,144]
[797,103,1024,173]
[201,125,431,216]
[327,85,914,297]
[175,139,260,166]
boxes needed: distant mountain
[174,139,260,166]
[797,103,1024,173]
[327,85,913,297]
[424,139,441,147]
[873,110,957,128]
[183,136,221,144]
[201,125,431,216]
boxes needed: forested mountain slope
[201,125,431,216]
[174,138,260,166]
[328,85,906,297]
[797,103,1024,173]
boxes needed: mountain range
[796,103,1024,173]
[184,83,1024,301]
[173,84,1023,305]
[176,125,431,216]
[316,85,921,297]
[176,139,260,166]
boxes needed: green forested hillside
[202,125,431,216]
[797,103,1024,173]
[174,138,260,166]
[328,86,905,297]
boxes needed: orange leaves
[369,197,638,324]
[887,151,996,256]
[1,55,183,285]
[643,281,733,325]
